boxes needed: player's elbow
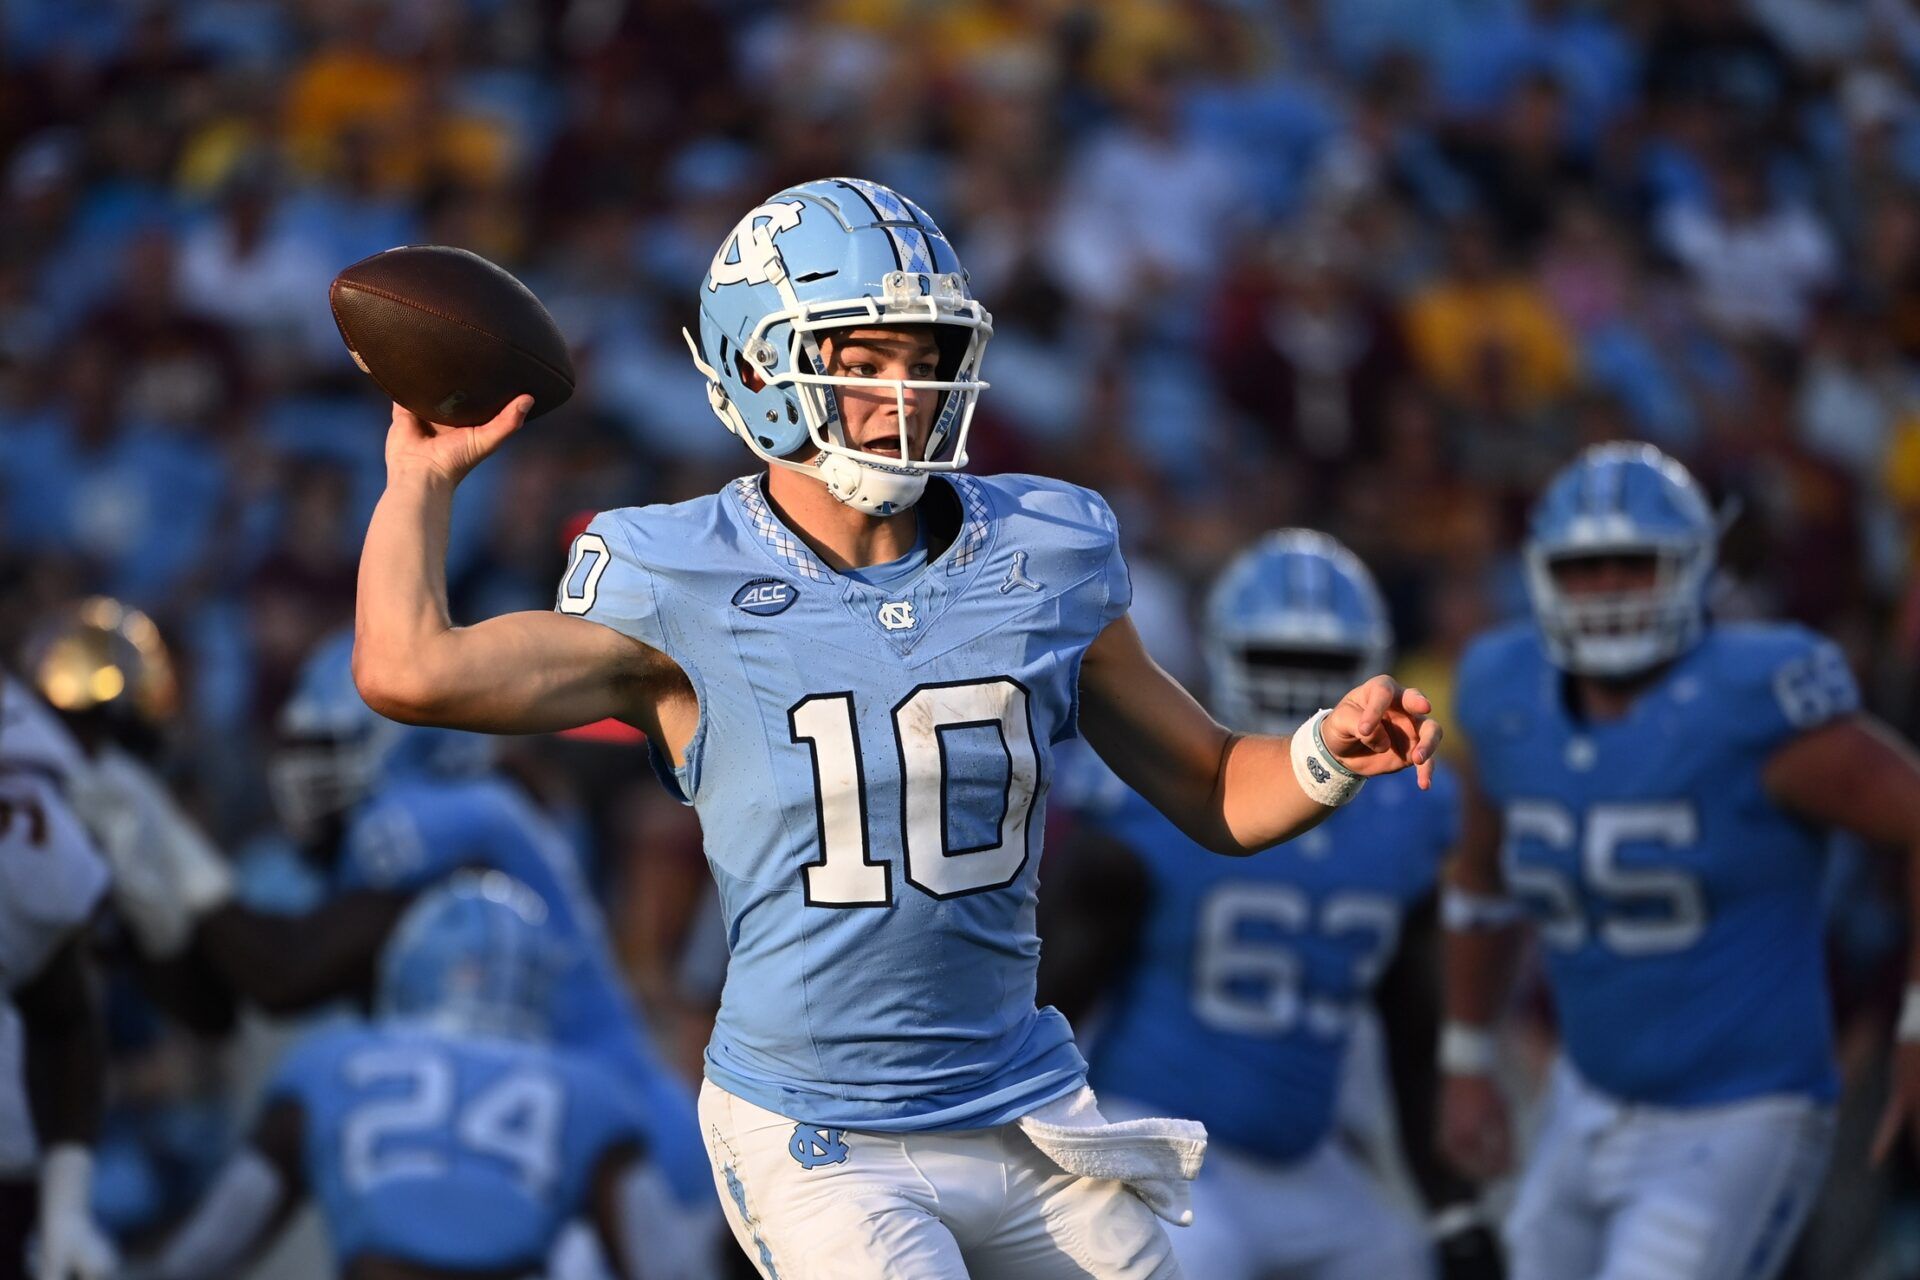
[352,641,440,725]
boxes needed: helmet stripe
[837,177,936,277]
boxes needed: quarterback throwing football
[353,178,1440,1279]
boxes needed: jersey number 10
[790,677,1041,906]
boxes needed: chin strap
[816,452,929,516]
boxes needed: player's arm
[191,891,412,1014]
[587,1143,649,1280]
[1077,615,1440,855]
[1436,747,1525,1183]
[1760,713,1920,1163]
[147,1099,306,1280]
[1034,825,1150,1027]
[353,400,672,736]
[1375,896,1504,1277]
[15,934,118,1280]
[14,937,102,1154]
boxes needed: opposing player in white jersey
[0,628,137,1280]
[352,176,1441,1278]
[1041,531,1499,1280]
[1440,443,1920,1280]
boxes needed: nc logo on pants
[788,1125,850,1169]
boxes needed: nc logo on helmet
[709,200,806,291]
[732,578,799,616]
[789,1125,849,1169]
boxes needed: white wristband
[1898,986,1920,1043]
[1290,709,1365,808]
[1440,1022,1499,1076]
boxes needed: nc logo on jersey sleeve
[733,578,799,617]
[788,1124,850,1169]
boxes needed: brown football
[329,245,575,427]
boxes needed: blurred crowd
[6,0,1920,1272]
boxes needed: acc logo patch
[788,1125,850,1169]
[733,578,798,617]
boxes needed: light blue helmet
[377,871,568,1042]
[1204,530,1393,734]
[269,630,493,836]
[683,177,993,516]
[1524,442,1717,676]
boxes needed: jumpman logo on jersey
[877,601,916,631]
[788,1125,850,1169]
[999,551,1043,594]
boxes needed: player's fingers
[469,394,536,456]
[1396,685,1434,717]
[1414,716,1443,766]
[1334,676,1397,746]
[389,401,431,437]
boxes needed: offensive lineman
[353,177,1440,1278]
[1440,442,1920,1279]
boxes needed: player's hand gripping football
[384,395,535,488]
[1319,675,1443,790]
[1872,1040,1920,1166]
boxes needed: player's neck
[1569,665,1671,723]
[764,465,921,572]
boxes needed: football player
[352,177,1441,1278]
[95,630,720,1279]
[1040,530,1499,1280]
[1439,442,1920,1279]
[143,872,657,1280]
[0,667,119,1280]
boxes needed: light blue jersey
[1077,766,1455,1163]
[558,472,1131,1130]
[269,1022,641,1272]
[335,775,708,1203]
[1457,621,1860,1106]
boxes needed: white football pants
[699,1079,1179,1279]
[1507,1060,1834,1280]
[1105,1094,1431,1280]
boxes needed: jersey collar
[728,473,991,584]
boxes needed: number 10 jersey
[559,473,1132,1131]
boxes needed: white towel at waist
[1015,1087,1207,1226]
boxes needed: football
[329,245,575,427]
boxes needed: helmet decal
[707,200,808,291]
